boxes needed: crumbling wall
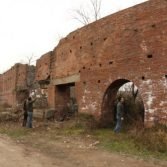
[0,63,35,107]
[37,0,167,126]
[36,51,52,82]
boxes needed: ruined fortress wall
[36,51,52,81]
[51,0,166,79]
[43,0,167,126]
[16,64,28,90]
[0,65,17,106]
[0,64,29,107]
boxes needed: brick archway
[100,79,145,127]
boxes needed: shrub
[130,125,167,153]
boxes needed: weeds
[0,115,166,161]
[0,123,30,139]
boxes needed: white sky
[0,0,147,73]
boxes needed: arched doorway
[100,79,145,128]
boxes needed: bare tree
[26,54,37,65]
[73,0,102,25]
[91,0,102,21]
[27,56,33,66]
[25,55,36,89]
[73,7,90,25]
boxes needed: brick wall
[0,63,32,107]
[36,51,52,82]
[35,0,167,126]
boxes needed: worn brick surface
[35,0,167,126]
[15,0,167,125]
[0,64,31,107]
[36,51,52,82]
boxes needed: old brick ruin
[0,0,167,126]
[0,63,35,108]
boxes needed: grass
[0,124,30,139]
[0,117,166,161]
[90,126,167,160]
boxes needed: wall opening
[100,79,145,128]
[109,61,113,65]
[142,76,145,80]
[151,24,156,28]
[134,29,138,32]
[103,37,107,41]
[165,75,167,79]
[55,83,78,121]
[147,54,153,58]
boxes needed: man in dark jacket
[27,97,36,128]
[22,99,28,127]
[114,97,124,133]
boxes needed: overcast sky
[0,0,147,73]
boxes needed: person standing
[22,99,28,127]
[114,97,124,133]
[27,97,36,128]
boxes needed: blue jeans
[27,112,33,128]
[114,118,122,133]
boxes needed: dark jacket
[27,99,36,112]
[23,100,27,112]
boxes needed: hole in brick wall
[103,37,107,41]
[90,42,93,46]
[151,24,156,28]
[79,70,81,73]
[80,46,82,49]
[165,75,167,79]
[142,76,145,80]
[70,50,72,53]
[83,66,85,69]
[98,80,101,83]
[134,29,138,32]
[99,63,102,67]
[83,81,86,85]
[109,61,113,65]
[147,54,153,58]
[73,36,75,39]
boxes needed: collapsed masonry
[0,0,167,126]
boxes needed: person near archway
[22,98,28,127]
[26,97,36,128]
[114,97,124,133]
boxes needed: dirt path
[0,135,55,167]
[0,134,166,167]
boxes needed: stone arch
[100,79,145,127]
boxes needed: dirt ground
[0,131,166,167]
